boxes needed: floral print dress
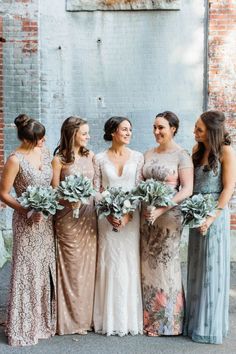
[141,147,192,336]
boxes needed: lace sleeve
[135,152,144,186]
[178,149,193,170]
[93,154,103,192]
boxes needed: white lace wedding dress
[93,149,144,336]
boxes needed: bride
[93,116,143,336]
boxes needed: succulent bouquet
[96,187,140,232]
[180,193,219,235]
[132,179,176,225]
[133,179,176,207]
[56,174,95,218]
[18,185,63,218]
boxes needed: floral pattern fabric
[141,148,192,335]
[6,149,56,346]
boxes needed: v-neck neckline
[105,149,133,178]
[16,150,43,173]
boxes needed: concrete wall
[39,0,206,154]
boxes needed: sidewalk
[0,263,236,354]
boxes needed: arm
[199,146,236,234]
[135,153,144,185]
[0,155,25,213]
[93,154,103,193]
[51,155,62,188]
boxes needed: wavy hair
[192,110,231,173]
[54,116,89,163]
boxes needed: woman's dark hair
[192,110,231,173]
[103,116,132,141]
[155,111,179,136]
[14,114,45,145]
[54,116,89,163]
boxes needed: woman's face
[194,118,208,143]
[153,117,176,145]
[74,124,90,148]
[36,136,46,148]
[112,120,132,145]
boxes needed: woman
[93,116,143,336]
[141,111,193,336]
[0,114,56,346]
[184,110,236,344]
[52,116,97,335]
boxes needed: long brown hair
[54,116,89,163]
[192,110,231,173]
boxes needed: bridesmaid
[52,116,97,335]
[184,111,236,344]
[0,114,56,346]
[141,111,193,336]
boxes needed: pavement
[0,262,236,354]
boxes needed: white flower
[123,200,131,208]
[101,190,110,198]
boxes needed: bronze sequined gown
[55,155,97,335]
[6,149,56,346]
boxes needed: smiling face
[153,117,176,145]
[194,118,208,144]
[112,120,132,145]
[74,123,90,148]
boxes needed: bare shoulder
[221,145,236,161]
[192,144,198,154]
[2,154,20,176]
[6,154,20,168]
[52,154,62,166]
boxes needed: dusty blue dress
[184,163,230,344]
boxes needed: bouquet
[56,174,95,218]
[18,185,63,219]
[180,193,219,235]
[96,187,140,232]
[133,179,176,224]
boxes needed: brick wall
[208,0,236,229]
[2,0,40,159]
[0,16,4,178]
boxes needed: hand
[106,215,121,228]
[120,213,133,228]
[107,213,132,231]
[27,210,44,223]
[198,216,215,236]
[144,206,164,225]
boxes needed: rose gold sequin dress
[6,149,56,346]
[55,154,97,335]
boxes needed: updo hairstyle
[103,116,132,141]
[14,114,45,145]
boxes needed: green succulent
[180,193,219,228]
[18,185,64,218]
[96,187,140,221]
[133,179,176,207]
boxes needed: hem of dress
[95,329,143,337]
[7,332,55,347]
[184,330,228,345]
[57,327,92,336]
